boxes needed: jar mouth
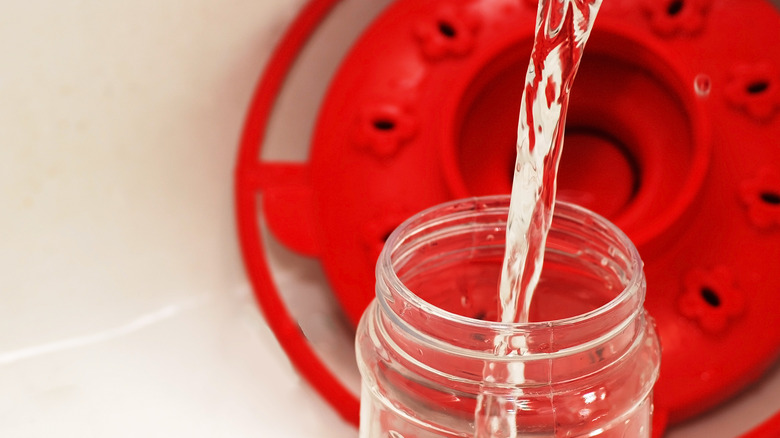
[377,195,644,333]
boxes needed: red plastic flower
[640,0,710,37]
[679,266,745,334]
[740,167,780,229]
[725,63,780,122]
[415,5,481,61]
[353,103,418,160]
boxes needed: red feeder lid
[236,0,780,435]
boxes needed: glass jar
[355,196,661,437]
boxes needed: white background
[2,0,779,437]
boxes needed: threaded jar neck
[374,196,646,382]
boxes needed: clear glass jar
[355,196,661,437]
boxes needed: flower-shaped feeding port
[353,103,418,160]
[640,0,711,37]
[679,266,746,334]
[740,167,780,229]
[414,5,481,61]
[725,63,780,122]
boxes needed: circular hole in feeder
[746,80,770,95]
[700,287,721,307]
[373,119,396,131]
[444,29,709,246]
[760,191,780,205]
[667,0,684,16]
[499,127,640,218]
[556,128,640,217]
[438,21,457,39]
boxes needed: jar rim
[377,195,644,332]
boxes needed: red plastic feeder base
[236,0,780,435]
